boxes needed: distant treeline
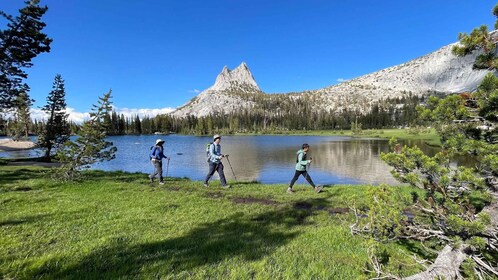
[172,95,422,135]
[0,95,423,136]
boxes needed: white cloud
[66,107,91,123]
[337,78,347,82]
[29,107,90,123]
[28,106,175,123]
[114,107,175,120]
[188,89,201,94]
[29,108,48,122]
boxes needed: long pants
[150,160,163,182]
[204,162,228,186]
[289,170,315,189]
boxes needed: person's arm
[159,147,167,160]
[298,152,310,166]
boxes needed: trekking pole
[225,155,238,185]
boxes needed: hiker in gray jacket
[287,143,323,194]
[204,134,231,189]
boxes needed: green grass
[0,166,426,279]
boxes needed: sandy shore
[0,138,36,151]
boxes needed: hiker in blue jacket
[149,139,169,185]
[287,143,323,194]
[204,134,231,189]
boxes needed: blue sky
[2,0,497,121]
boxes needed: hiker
[287,143,323,194]
[149,139,169,185]
[204,134,231,189]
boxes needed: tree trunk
[44,145,52,162]
[405,245,467,280]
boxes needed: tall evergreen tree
[37,74,69,161]
[134,115,141,134]
[118,113,126,135]
[12,90,32,139]
[56,90,117,181]
[0,0,52,110]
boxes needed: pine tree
[364,76,498,278]
[0,0,52,110]
[134,115,141,134]
[37,74,69,161]
[12,90,32,139]
[55,90,117,181]
[118,114,126,135]
[452,4,498,69]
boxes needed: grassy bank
[233,128,441,146]
[0,166,426,279]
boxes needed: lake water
[1,135,445,185]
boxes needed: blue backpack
[149,146,157,160]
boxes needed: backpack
[149,146,157,160]
[296,151,307,163]
[206,142,213,160]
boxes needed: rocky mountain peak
[171,41,496,119]
[209,62,261,92]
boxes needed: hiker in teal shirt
[287,143,323,194]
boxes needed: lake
[1,135,445,185]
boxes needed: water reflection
[1,135,466,186]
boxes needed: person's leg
[216,163,228,186]
[149,160,155,182]
[204,162,217,185]
[303,171,316,188]
[288,170,301,189]
[150,160,161,181]
[157,161,163,183]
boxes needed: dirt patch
[315,205,327,211]
[232,197,278,206]
[205,192,225,199]
[293,201,313,210]
[167,186,181,192]
[13,186,33,192]
[328,207,349,215]
[8,161,61,168]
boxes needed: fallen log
[404,245,467,280]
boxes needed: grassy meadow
[0,166,427,279]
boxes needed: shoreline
[0,138,36,152]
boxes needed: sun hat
[155,139,165,145]
[213,134,221,141]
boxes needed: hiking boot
[314,185,324,193]
[159,181,165,185]
[221,185,231,189]
[203,183,209,188]
[287,187,294,194]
